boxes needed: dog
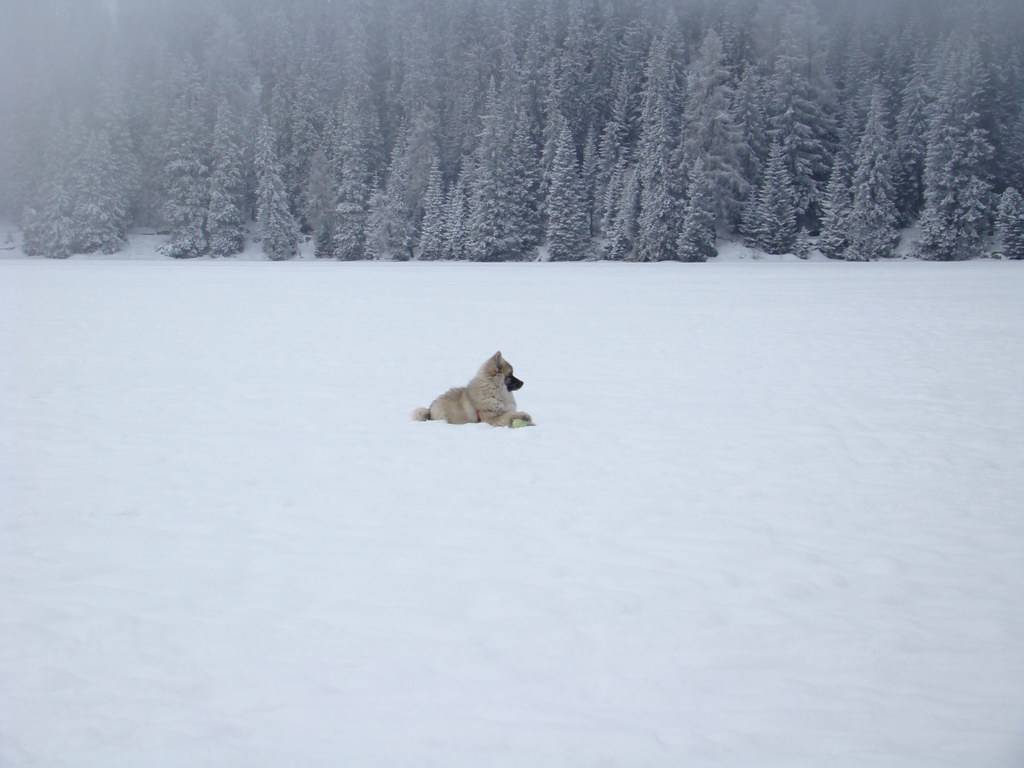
[411,351,534,427]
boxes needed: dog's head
[482,351,523,392]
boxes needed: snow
[2,257,1024,767]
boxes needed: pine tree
[731,66,769,211]
[8,0,1023,262]
[394,15,442,247]
[845,93,900,261]
[893,50,931,225]
[302,148,337,259]
[768,6,835,229]
[597,66,637,199]
[331,96,372,261]
[22,120,77,259]
[333,167,369,260]
[206,103,247,258]
[160,57,209,259]
[676,158,717,262]
[339,10,384,177]
[918,42,994,261]
[996,187,1024,259]
[442,166,470,261]
[817,152,852,259]
[1004,107,1024,195]
[555,0,597,144]
[600,152,627,245]
[467,78,538,261]
[682,29,747,230]
[419,158,446,260]
[636,34,683,262]
[69,126,128,255]
[580,130,600,237]
[508,109,544,251]
[601,161,640,261]
[743,139,798,254]
[365,136,415,260]
[289,34,330,220]
[546,120,590,261]
[93,60,139,247]
[255,118,299,261]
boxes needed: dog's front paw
[509,412,534,427]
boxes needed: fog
[1,0,1021,260]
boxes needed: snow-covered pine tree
[636,34,684,262]
[834,39,873,153]
[996,187,1024,259]
[1003,106,1024,195]
[917,41,994,261]
[794,226,812,260]
[540,60,568,206]
[302,148,337,259]
[555,0,597,145]
[22,119,77,259]
[331,96,372,261]
[731,66,769,224]
[160,56,209,259]
[69,127,128,255]
[768,5,835,229]
[498,49,544,254]
[289,34,330,222]
[94,60,139,245]
[601,161,640,260]
[419,158,446,260]
[743,139,798,255]
[333,166,369,260]
[7,0,1023,263]
[255,118,299,261]
[682,29,747,230]
[845,93,900,261]
[581,130,600,237]
[339,10,384,178]
[893,50,931,225]
[597,66,636,197]
[509,109,544,251]
[600,152,627,245]
[718,0,756,79]
[442,165,470,261]
[817,152,852,259]
[365,135,415,260]
[676,157,717,262]
[467,78,537,261]
[546,120,590,261]
[133,51,177,229]
[394,14,442,248]
[206,102,247,258]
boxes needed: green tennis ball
[511,418,530,428]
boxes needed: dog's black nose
[507,375,523,391]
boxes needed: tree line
[1,0,1023,261]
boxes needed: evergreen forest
[2,0,1023,261]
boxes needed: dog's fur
[411,351,534,427]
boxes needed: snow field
[2,260,1024,767]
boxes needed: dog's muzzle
[506,375,523,391]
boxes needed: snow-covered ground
[2,257,1023,767]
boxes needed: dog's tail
[411,407,432,421]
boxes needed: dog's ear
[482,351,504,377]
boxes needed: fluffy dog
[411,352,534,427]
